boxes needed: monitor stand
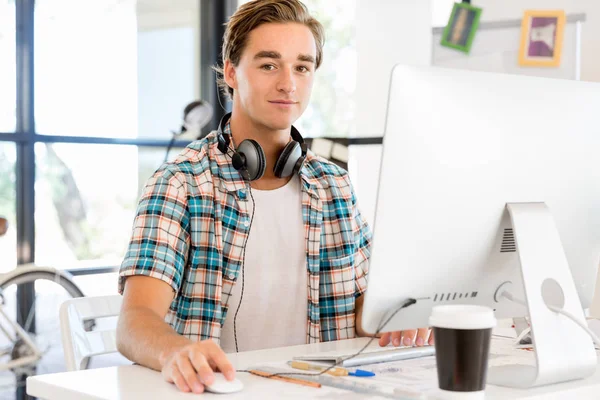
[487,202,597,388]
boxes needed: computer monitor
[360,65,600,388]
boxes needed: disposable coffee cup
[429,305,496,399]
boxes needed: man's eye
[297,66,310,73]
[261,64,275,71]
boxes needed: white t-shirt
[220,176,307,353]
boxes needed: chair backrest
[59,295,123,371]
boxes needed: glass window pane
[35,0,198,139]
[0,142,17,272]
[138,27,198,140]
[34,143,168,267]
[74,272,119,297]
[0,1,16,132]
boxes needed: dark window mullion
[15,0,37,399]
[0,132,27,142]
[32,133,193,148]
[200,0,236,136]
[15,0,36,268]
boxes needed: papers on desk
[251,336,538,399]
[294,345,436,367]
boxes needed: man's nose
[276,68,297,93]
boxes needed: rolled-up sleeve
[118,172,190,295]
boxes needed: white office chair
[59,295,123,371]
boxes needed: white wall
[351,0,432,227]
[447,0,600,83]
[355,0,433,138]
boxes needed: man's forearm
[116,306,193,371]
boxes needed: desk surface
[27,335,600,400]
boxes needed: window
[1,1,207,397]
[138,27,197,140]
[34,0,138,137]
[295,0,357,138]
[0,1,16,132]
[34,143,168,267]
[0,142,16,272]
[34,0,199,139]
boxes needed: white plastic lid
[429,305,496,330]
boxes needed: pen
[289,361,375,377]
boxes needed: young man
[116,0,432,394]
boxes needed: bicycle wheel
[0,270,92,395]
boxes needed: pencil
[249,369,322,388]
[289,361,347,376]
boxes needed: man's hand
[378,328,434,347]
[159,340,235,394]
[354,295,434,347]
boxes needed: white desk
[27,336,600,400]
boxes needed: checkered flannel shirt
[118,125,372,344]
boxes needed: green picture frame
[440,2,482,54]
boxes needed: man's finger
[176,354,204,394]
[391,331,403,347]
[161,360,174,384]
[415,328,429,346]
[205,342,236,381]
[402,329,417,346]
[187,350,215,387]
[379,332,392,347]
[170,364,191,393]
[208,359,218,370]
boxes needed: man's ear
[223,59,237,91]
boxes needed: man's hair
[214,0,325,100]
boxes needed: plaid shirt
[118,125,372,344]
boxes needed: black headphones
[216,113,308,181]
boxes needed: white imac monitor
[361,65,600,388]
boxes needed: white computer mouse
[203,373,244,394]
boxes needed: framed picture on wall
[518,10,566,67]
[440,2,483,54]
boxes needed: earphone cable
[233,185,255,353]
[236,298,418,378]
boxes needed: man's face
[225,22,317,131]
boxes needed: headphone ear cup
[231,152,246,171]
[274,141,302,178]
[236,139,266,181]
